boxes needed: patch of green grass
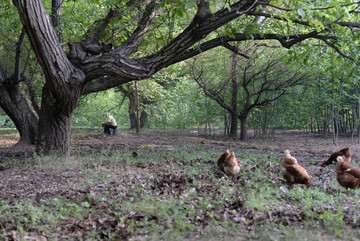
[0,128,18,135]
[244,185,283,211]
[0,197,89,240]
[249,223,352,241]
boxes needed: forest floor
[2,128,360,161]
[1,128,360,240]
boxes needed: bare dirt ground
[0,131,360,161]
[72,130,360,161]
[1,129,360,167]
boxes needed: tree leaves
[297,8,306,18]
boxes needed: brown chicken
[335,156,360,189]
[282,150,311,186]
[217,149,230,172]
[223,152,240,176]
[320,147,351,167]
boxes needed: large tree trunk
[36,83,81,156]
[13,0,85,156]
[0,84,38,145]
[0,27,38,145]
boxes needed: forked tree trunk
[126,90,148,129]
[129,107,148,129]
[13,0,85,156]
[0,84,39,145]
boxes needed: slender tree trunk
[0,84,39,145]
[224,111,229,136]
[239,115,248,141]
[140,110,148,128]
[309,100,316,135]
[51,0,63,42]
[229,102,238,137]
[357,85,360,144]
[336,82,341,141]
[128,93,137,129]
[331,77,337,145]
[230,52,238,138]
[135,81,140,133]
[230,112,238,137]
[351,103,356,141]
[356,88,360,144]
[118,86,137,129]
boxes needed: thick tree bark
[0,29,38,145]
[36,83,80,155]
[68,0,264,82]
[13,0,85,156]
[0,84,38,145]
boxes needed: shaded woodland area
[1,0,360,154]
[2,0,360,240]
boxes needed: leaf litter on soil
[1,130,360,239]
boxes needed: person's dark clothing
[104,124,117,135]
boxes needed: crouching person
[102,112,117,135]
